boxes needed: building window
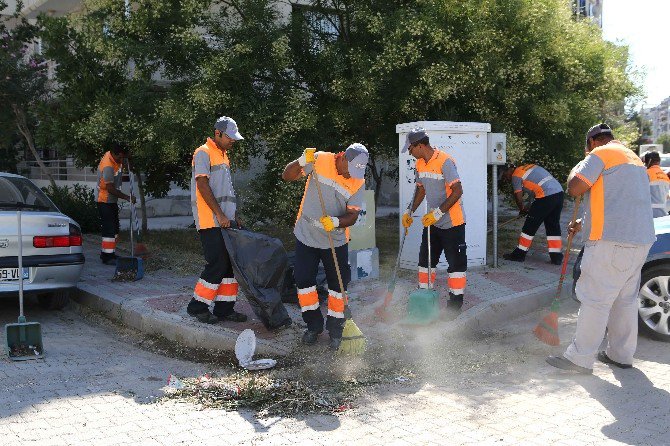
[292,4,343,53]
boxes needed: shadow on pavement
[579,367,670,445]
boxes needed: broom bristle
[533,311,559,346]
[338,319,366,356]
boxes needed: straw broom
[311,167,366,356]
[533,194,582,346]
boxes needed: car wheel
[638,265,670,342]
[38,290,70,311]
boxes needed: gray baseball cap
[585,123,613,149]
[345,143,369,179]
[402,128,428,153]
[214,116,244,141]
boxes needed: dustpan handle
[17,210,24,319]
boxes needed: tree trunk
[133,165,149,233]
[367,151,384,205]
[12,104,57,190]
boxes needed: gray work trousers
[564,240,652,369]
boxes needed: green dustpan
[405,288,440,325]
[404,221,440,325]
[5,210,44,361]
[6,318,44,361]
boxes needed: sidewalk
[73,201,578,357]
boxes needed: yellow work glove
[298,148,317,167]
[422,208,445,227]
[320,216,339,232]
[402,212,413,231]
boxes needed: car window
[660,157,670,168]
[0,177,59,212]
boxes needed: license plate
[0,268,29,282]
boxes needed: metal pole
[492,164,498,268]
[18,210,24,320]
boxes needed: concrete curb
[70,287,293,357]
[446,281,559,336]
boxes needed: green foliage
[656,134,670,152]
[37,0,640,224]
[43,184,99,233]
[0,0,48,174]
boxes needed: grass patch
[112,214,522,277]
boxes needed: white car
[659,154,670,175]
[0,173,84,309]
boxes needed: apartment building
[574,0,603,28]
[643,97,670,142]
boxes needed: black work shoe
[101,253,118,265]
[503,249,526,262]
[188,310,219,324]
[447,294,464,310]
[328,336,342,351]
[302,330,320,345]
[220,311,248,323]
[597,351,632,369]
[546,355,593,374]
[549,253,564,265]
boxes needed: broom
[533,194,582,346]
[374,186,418,321]
[311,167,366,356]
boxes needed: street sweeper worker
[499,163,565,264]
[546,123,654,374]
[282,143,369,350]
[643,151,670,218]
[186,116,248,325]
[96,143,134,265]
[400,129,467,315]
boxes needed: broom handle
[311,168,349,308]
[390,186,419,287]
[486,215,521,234]
[427,201,432,289]
[555,195,582,300]
[126,159,136,257]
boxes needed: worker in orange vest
[186,117,248,324]
[546,123,653,373]
[499,163,564,265]
[401,129,467,315]
[282,144,368,350]
[643,151,670,217]
[96,143,134,265]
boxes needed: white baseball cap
[214,116,244,141]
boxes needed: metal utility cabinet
[397,121,491,270]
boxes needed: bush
[43,184,99,233]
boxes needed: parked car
[573,216,670,342]
[659,154,670,175]
[0,173,84,309]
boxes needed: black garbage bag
[281,251,328,304]
[220,227,292,330]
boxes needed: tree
[37,0,639,227]
[657,133,670,152]
[246,0,639,218]
[0,1,56,187]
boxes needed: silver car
[0,173,84,309]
